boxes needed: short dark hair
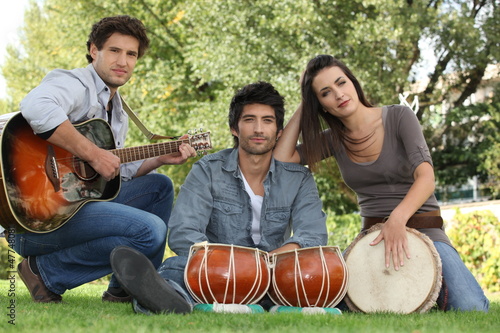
[228,82,285,148]
[85,15,150,63]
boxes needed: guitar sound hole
[73,157,98,181]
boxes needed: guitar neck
[111,139,188,163]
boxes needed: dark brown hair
[300,55,373,171]
[86,15,150,63]
[229,82,285,148]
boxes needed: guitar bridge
[45,145,60,192]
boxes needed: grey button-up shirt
[168,148,328,256]
[20,64,142,180]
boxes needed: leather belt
[362,209,443,231]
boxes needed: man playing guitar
[8,15,197,304]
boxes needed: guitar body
[0,112,119,233]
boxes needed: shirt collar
[87,64,124,121]
[223,148,276,183]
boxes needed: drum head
[344,224,442,313]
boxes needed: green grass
[1,280,498,333]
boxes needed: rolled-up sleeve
[398,107,433,175]
[20,71,90,134]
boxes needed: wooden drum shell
[268,246,348,308]
[184,243,270,304]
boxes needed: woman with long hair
[273,55,489,312]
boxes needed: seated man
[11,15,196,304]
[110,81,328,314]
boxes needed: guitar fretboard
[111,139,190,163]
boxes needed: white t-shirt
[240,171,263,244]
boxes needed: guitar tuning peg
[188,129,193,135]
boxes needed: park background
[0,1,498,330]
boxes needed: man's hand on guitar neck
[135,134,197,177]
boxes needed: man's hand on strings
[89,148,121,181]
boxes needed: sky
[0,0,31,99]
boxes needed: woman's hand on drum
[369,219,411,271]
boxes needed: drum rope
[227,245,235,303]
[318,246,329,307]
[330,247,349,307]
[187,244,270,305]
[271,255,288,306]
[293,248,306,307]
[270,246,348,308]
[201,246,212,304]
[241,250,266,304]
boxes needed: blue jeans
[435,241,489,312]
[13,173,173,295]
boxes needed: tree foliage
[1,0,498,212]
[428,97,500,189]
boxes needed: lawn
[1,280,498,333]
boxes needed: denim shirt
[168,148,328,256]
[20,64,142,180]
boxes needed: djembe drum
[268,246,348,308]
[184,243,270,304]
[343,224,442,313]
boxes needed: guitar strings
[50,138,209,163]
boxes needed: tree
[1,0,498,212]
[417,1,499,117]
[427,85,500,198]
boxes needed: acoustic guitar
[0,112,211,233]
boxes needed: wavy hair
[86,15,150,63]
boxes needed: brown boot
[17,257,62,303]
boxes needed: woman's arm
[370,162,436,270]
[273,103,303,164]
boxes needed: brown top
[298,105,451,245]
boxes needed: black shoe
[102,290,132,303]
[110,246,191,314]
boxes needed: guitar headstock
[188,129,212,155]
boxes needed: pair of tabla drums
[184,243,348,307]
[184,224,442,313]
